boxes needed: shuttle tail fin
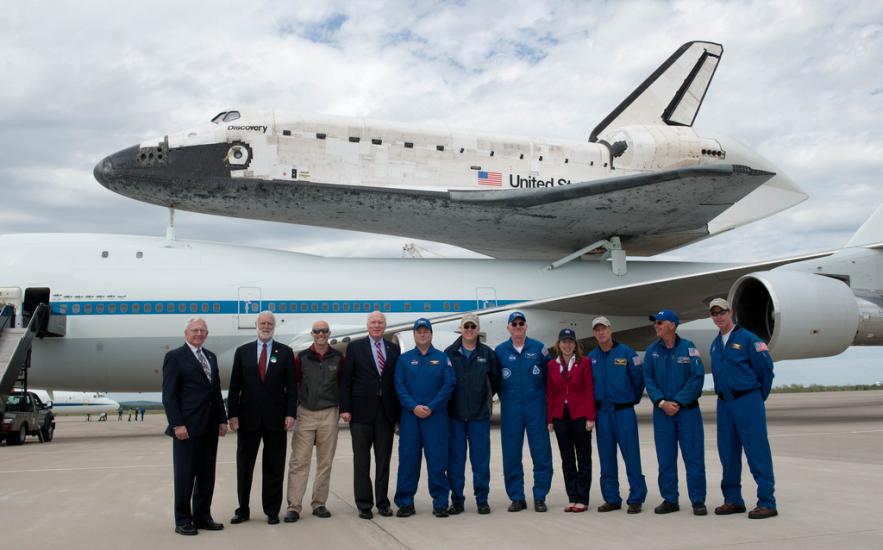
[846,204,883,248]
[590,40,723,143]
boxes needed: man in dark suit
[340,310,401,519]
[227,311,297,525]
[162,318,228,536]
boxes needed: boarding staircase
[0,304,54,420]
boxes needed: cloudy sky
[2,1,883,391]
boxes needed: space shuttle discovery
[93,41,806,260]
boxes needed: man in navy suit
[227,311,297,525]
[340,310,401,519]
[162,318,228,536]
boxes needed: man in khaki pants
[285,320,344,522]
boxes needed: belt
[596,400,634,411]
[716,388,757,401]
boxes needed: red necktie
[375,340,385,374]
[259,342,267,382]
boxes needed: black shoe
[312,506,331,518]
[748,506,778,519]
[627,503,642,514]
[477,503,491,514]
[692,503,708,516]
[507,499,527,512]
[396,504,415,517]
[448,503,465,515]
[284,511,299,523]
[267,515,280,525]
[654,501,680,514]
[534,500,548,513]
[597,502,622,512]
[358,509,373,520]
[195,519,223,531]
[432,507,449,518]
[377,505,393,517]
[230,513,250,524]
[714,503,747,515]
[175,523,198,536]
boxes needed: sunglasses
[710,309,729,317]
[311,328,330,334]
[463,323,478,330]
[510,321,525,327]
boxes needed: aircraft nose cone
[92,145,141,189]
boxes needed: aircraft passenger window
[96,304,105,313]
[223,111,240,122]
[178,304,186,313]
[108,304,116,313]
[279,303,287,313]
[120,304,128,313]
[213,303,220,313]
[424,302,431,311]
[384,303,391,312]
[322,303,329,312]
[201,303,208,313]
[332,303,339,312]
[72,304,80,314]
[443,302,450,311]
[211,112,227,123]
[311,303,318,312]
[404,303,411,312]
[59,305,68,314]
[300,303,307,312]
[353,303,361,312]
[132,304,141,313]
[155,304,162,313]
[189,303,197,313]
[268,303,276,312]
[373,303,380,312]
[84,304,93,313]
[342,303,349,312]
[453,303,461,311]
[250,303,259,313]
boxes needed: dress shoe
[358,509,373,520]
[174,523,198,536]
[432,507,449,518]
[654,500,680,514]
[714,503,747,515]
[534,500,548,513]
[507,499,527,512]
[748,506,778,519]
[571,504,587,513]
[627,503,642,514]
[267,515,280,525]
[448,503,465,515]
[230,513,249,524]
[284,511,299,523]
[692,503,708,516]
[597,502,622,512]
[312,506,331,518]
[195,519,224,530]
[477,503,491,515]
[377,505,393,517]
[396,504,415,517]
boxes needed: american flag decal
[754,342,769,352]
[477,171,502,187]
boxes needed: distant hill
[118,401,164,409]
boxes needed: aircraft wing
[315,249,832,351]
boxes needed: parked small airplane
[1,204,881,392]
[29,390,120,415]
[92,40,807,260]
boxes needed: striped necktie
[375,340,385,374]
[197,348,211,382]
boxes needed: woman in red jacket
[547,328,596,512]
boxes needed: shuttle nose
[93,145,141,190]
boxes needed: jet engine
[728,271,860,360]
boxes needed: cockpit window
[211,112,227,124]
[223,111,241,122]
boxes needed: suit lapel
[185,345,211,384]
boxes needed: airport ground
[1,391,881,549]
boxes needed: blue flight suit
[590,341,647,505]
[711,326,776,510]
[643,336,706,505]
[394,345,457,509]
[445,338,499,507]
[494,337,553,502]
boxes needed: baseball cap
[558,328,577,341]
[508,311,526,324]
[460,313,480,328]
[413,318,432,331]
[649,309,679,326]
[592,316,612,328]
[709,298,731,311]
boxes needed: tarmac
[1,390,882,550]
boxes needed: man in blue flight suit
[709,298,778,519]
[445,313,499,515]
[394,318,457,518]
[643,309,707,516]
[589,316,647,514]
[494,311,553,513]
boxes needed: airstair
[0,303,61,420]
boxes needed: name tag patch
[508,354,517,362]
[477,357,487,363]
[614,358,627,366]
[731,343,742,350]
[429,359,440,365]
[410,359,419,365]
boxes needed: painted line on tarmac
[0,459,236,475]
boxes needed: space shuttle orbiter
[93,41,805,260]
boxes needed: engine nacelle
[729,271,859,360]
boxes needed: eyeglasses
[463,323,478,330]
[311,328,330,334]
[710,309,729,317]
[510,321,525,327]
[654,321,666,326]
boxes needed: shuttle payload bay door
[237,287,262,329]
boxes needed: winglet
[590,40,723,143]
[846,204,883,248]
